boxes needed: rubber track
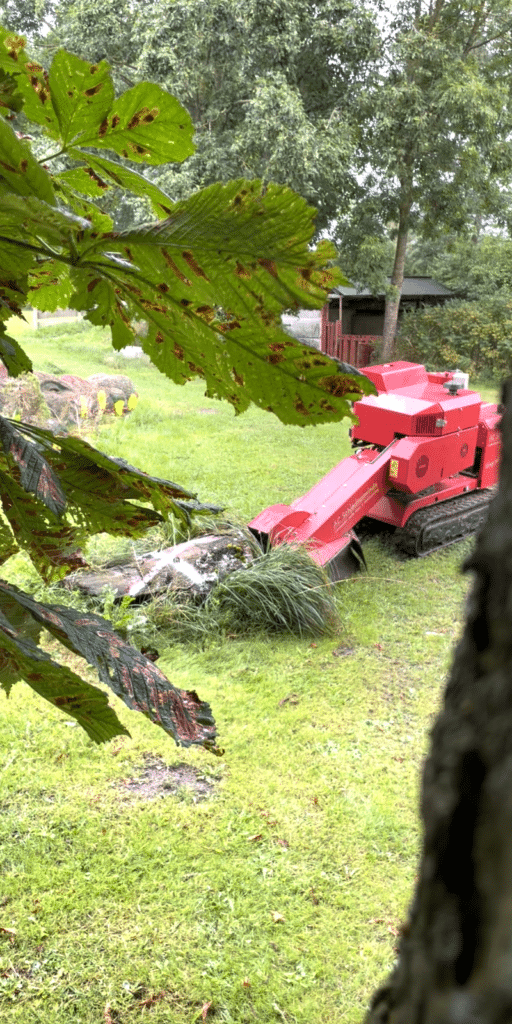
[395,489,495,557]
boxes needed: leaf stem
[0,236,49,258]
[39,148,67,164]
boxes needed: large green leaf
[111,179,334,304]
[35,49,194,165]
[62,154,175,217]
[0,34,105,143]
[27,261,75,313]
[0,26,30,75]
[0,603,129,740]
[0,191,89,244]
[0,193,87,316]
[70,180,374,423]
[0,585,41,645]
[48,51,114,146]
[0,417,66,518]
[0,583,217,748]
[7,70,60,138]
[0,118,55,202]
[79,81,195,165]
[0,36,194,167]
[0,468,87,579]
[0,418,220,577]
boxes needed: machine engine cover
[387,427,478,493]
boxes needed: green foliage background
[397,297,512,378]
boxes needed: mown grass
[0,320,499,1022]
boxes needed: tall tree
[0,0,53,35]
[134,0,377,226]
[14,0,378,232]
[335,0,512,359]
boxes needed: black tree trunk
[381,193,411,362]
[365,382,512,1023]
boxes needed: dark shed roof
[330,277,454,300]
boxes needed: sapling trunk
[382,219,409,362]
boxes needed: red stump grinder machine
[249,361,501,580]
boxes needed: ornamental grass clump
[206,543,339,638]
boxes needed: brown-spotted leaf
[71,181,375,424]
[0,118,54,203]
[0,28,60,137]
[0,418,220,577]
[0,417,66,518]
[0,27,26,70]
[66,154,176,217]
[0,601,129,741]
[48,51,114,146]
[0,468,87,580]
[73,80,194,165]
[0,584,217,748]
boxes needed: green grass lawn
[0,321,499,1023]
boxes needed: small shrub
[397,296,512,378]
[206,544,339,638]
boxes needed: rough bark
[364,382,512,1022]
[382,215,409,362]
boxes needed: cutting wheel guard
[249,525,367,581]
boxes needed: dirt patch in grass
[119,754,216,802]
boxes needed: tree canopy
[135,0,377,225]
[0,24,374,748]
[334,0,512,355]
[408,233,512,301]
[2,0,378,231]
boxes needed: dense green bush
[396,296,512,378]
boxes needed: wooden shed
[322,277,455,366]
[283,277,455,368]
